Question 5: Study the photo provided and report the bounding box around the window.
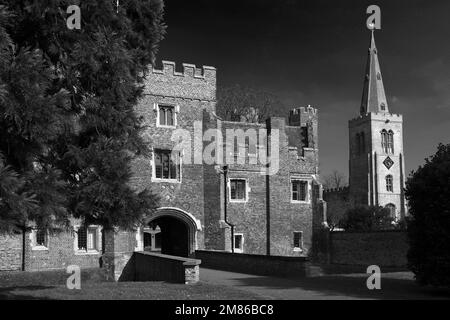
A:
[154,149,181,181]
[31,228,48,250]
[158,105,175,127]
[291,179,308,202]
[381,130,394,154]
[230,179,247,202]
[356,133,360,155]
[360,132,365,154]
[386,175,393,192]
[385,203,396,218]
[36,229,47,247]
[301,126,309,148]
[294,231,303,251]
[77,226,100,252]
[381,130,388,153]
[387,130,394,154]
[234,234,244,253]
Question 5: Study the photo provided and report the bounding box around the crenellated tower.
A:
[348,30,407,219]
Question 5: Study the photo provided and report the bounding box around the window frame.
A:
[74,225,102,255]
[228,178,249,203]
[156,104,177,128]
[386,174,394,192]
[233,233,244,253]
[381,129,394,154]
[293,231,303,252]
[30,228,49,251]
[290,178,310,204]
[152,149,182,183]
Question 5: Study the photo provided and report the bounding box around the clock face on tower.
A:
[383,156,394,170]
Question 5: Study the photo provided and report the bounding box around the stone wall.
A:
[329,230,408,267]
[135,252,200,284]
[195,250,308,277]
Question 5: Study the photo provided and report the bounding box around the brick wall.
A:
[0,229,102,272]
[196,250,308,277]
[0,233,22,271]
[135,252,201,284]
[330,230,408,267]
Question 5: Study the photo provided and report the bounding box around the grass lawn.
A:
[0,269,263,300]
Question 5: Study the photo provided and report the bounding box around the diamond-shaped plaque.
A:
[383,156,394,170]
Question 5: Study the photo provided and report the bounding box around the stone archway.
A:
[145,207,201,257]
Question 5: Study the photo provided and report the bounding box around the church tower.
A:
[348,29,407,219]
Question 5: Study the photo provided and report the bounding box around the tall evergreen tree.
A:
[0,5,69,230]
[1,1,165,230]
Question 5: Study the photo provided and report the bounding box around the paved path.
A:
[200,268,450,300]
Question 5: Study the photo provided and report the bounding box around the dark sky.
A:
[158,0,450,178]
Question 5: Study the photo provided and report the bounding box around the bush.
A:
[339,205,395,232]
[405,143,450,287]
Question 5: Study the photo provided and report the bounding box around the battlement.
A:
[288,105,318,127]
[290,105,318,116]
[151,61,216,80]
[144,60,217,101]
[323,186,349,194]
[349,112,403,126]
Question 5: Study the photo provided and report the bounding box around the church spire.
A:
[360,29,389,115]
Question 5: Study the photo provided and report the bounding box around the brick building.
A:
[0,60,326,273]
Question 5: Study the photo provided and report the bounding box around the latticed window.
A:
[36,229,47,247]
[154,149,180,181]
[291,180,308,202]
[386,203,396,218]
[386,175,393,192]
[158,105,175,126]
[78,227,99,251]
[301,126,309,148]
[387,130,394,154]
[360,132,365,154]
[294,231,303,249]
[234,234,243,253]
[230,179,246,201]
[381,130,394,154]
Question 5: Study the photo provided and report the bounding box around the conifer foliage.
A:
[0,1,165,230]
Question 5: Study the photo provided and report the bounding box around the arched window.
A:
[385,203,396,218]
[381,130,387,153]
[360,132,365,154]
[386,175,393,192]
[387,130,394,154]
[356,133,360,155]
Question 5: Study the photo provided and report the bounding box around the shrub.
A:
[405,143,450,287]
[339,205,394,232]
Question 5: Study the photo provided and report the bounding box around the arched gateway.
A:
[144,207,201,257]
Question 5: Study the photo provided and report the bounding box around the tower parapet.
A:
[144,60,216,101]
[289,105,318,126]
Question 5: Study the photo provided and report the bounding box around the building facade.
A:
[0,60,326,272]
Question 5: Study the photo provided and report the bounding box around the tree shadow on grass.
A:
[226,274,450,300]
[0,285,55,300]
